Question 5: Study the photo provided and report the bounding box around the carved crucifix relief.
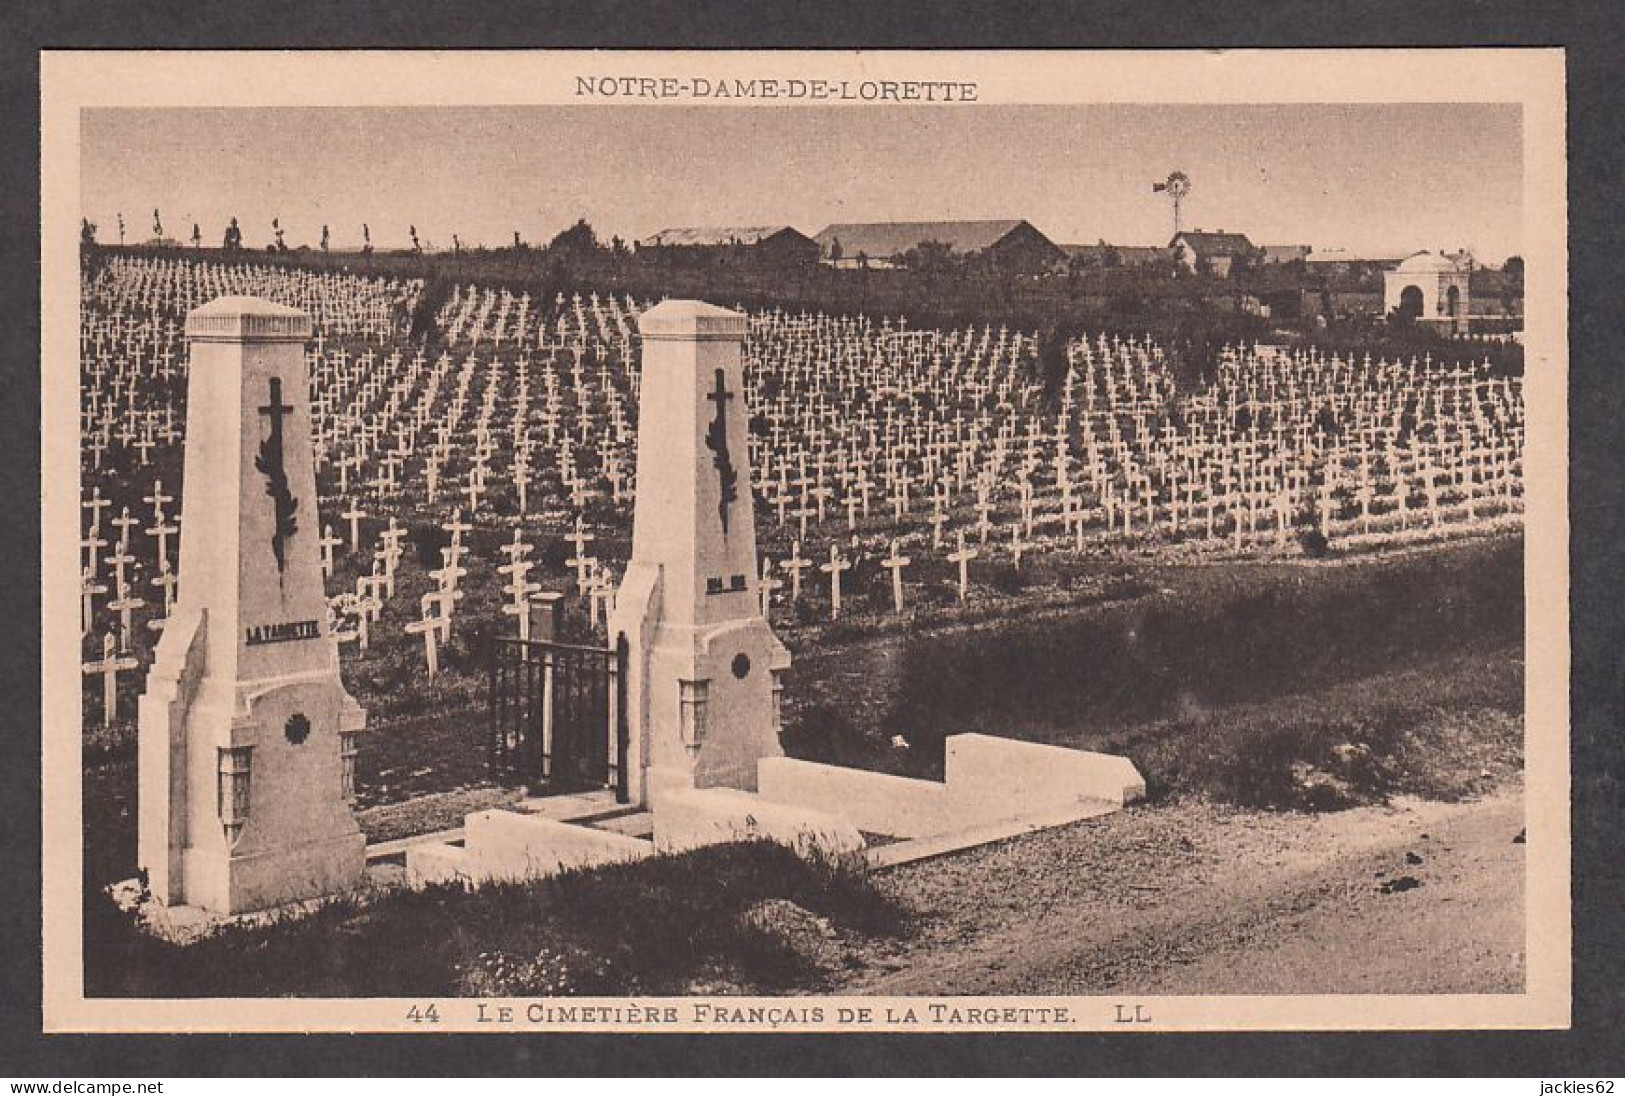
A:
[704,367,739,533]
[256,375,300,572]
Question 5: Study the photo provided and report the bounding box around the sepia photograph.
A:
[37,48,1569,1034]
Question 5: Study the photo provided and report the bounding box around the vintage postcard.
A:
[39,48,1568,1033]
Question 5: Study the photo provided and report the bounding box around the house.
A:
[639,225,819,265]
[1259,244,1312,265]
[1169,230,1256,277]
[813,219,1065,272]
[1115,245,1173,269]
[1059,242,1171,270]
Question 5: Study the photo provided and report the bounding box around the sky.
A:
[81,103,1523,262]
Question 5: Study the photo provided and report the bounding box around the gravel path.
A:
[831,785,1524,995]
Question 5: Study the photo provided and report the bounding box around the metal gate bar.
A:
[489,634,629,803]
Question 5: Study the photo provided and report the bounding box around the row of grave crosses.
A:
[81,256,1528,718]
[297,305,640,527]
[90,258,1527,552]
[101,435,1521,712]
[80,479,179,646]
[494,521,619,644]
[88,255,419,342]
[79,477,181,726]
[323,507,470,678]
[748,525,1013,624]
[73,260,499,714]
[439,285,637,354]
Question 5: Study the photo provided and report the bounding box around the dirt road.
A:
[835,787,1525,996]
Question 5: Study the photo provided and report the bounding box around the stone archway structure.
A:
[1384,251,1471,331]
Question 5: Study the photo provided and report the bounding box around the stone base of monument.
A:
[182,831,368,915]
[107,854,370,946]
[756,733,1146,843]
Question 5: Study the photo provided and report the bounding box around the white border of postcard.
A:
[40,48,1569,1032]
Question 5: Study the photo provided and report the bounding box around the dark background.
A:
[4,0,1622,1076]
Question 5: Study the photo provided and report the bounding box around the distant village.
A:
[96,210,1523,339]
[636,220,1521,335]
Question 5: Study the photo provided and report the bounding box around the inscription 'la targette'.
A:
[245,619,320,646]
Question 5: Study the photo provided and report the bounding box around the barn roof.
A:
[1170,230,1256,257]
[1260,244,1312,263]
[813,219,1047,258]
[641,225,807,247]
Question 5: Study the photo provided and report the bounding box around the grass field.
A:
[86,841,904,997]
[784,534,1522,793]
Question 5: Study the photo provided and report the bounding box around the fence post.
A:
[614,633,631,804]
[531,592,565,643]
[540,650,555,780]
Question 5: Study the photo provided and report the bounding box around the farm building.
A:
[639,225,819,265]
[1259,244,1312,265]
[1169,230,1257,277]
[814,219,1065,272]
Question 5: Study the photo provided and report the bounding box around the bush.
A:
[882,538,1521,748]
[1297,527,1330,558]
[1119,645,1520,812]
[782,705,880,769]
[1205,715,1408,812]
[1212,724,1322,810]
[84,840,908,997]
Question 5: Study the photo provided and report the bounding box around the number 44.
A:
[406,1003,441,1023]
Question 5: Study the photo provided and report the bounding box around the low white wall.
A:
[946,733,1146,807]
[757,733,1145,839]
[465,810,651,881]
[756,757,955,838]
[652,787,865,858]
[405,842,473,888]
[405,811,651,888]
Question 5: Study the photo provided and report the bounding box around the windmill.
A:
[1152,171,1192,237]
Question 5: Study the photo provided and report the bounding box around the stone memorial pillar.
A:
[611,301,790,804]
[138,297,366,914]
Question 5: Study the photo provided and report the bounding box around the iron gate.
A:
[489,634,630,802]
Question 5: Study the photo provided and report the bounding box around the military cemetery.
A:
[71,99,1531,1002]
